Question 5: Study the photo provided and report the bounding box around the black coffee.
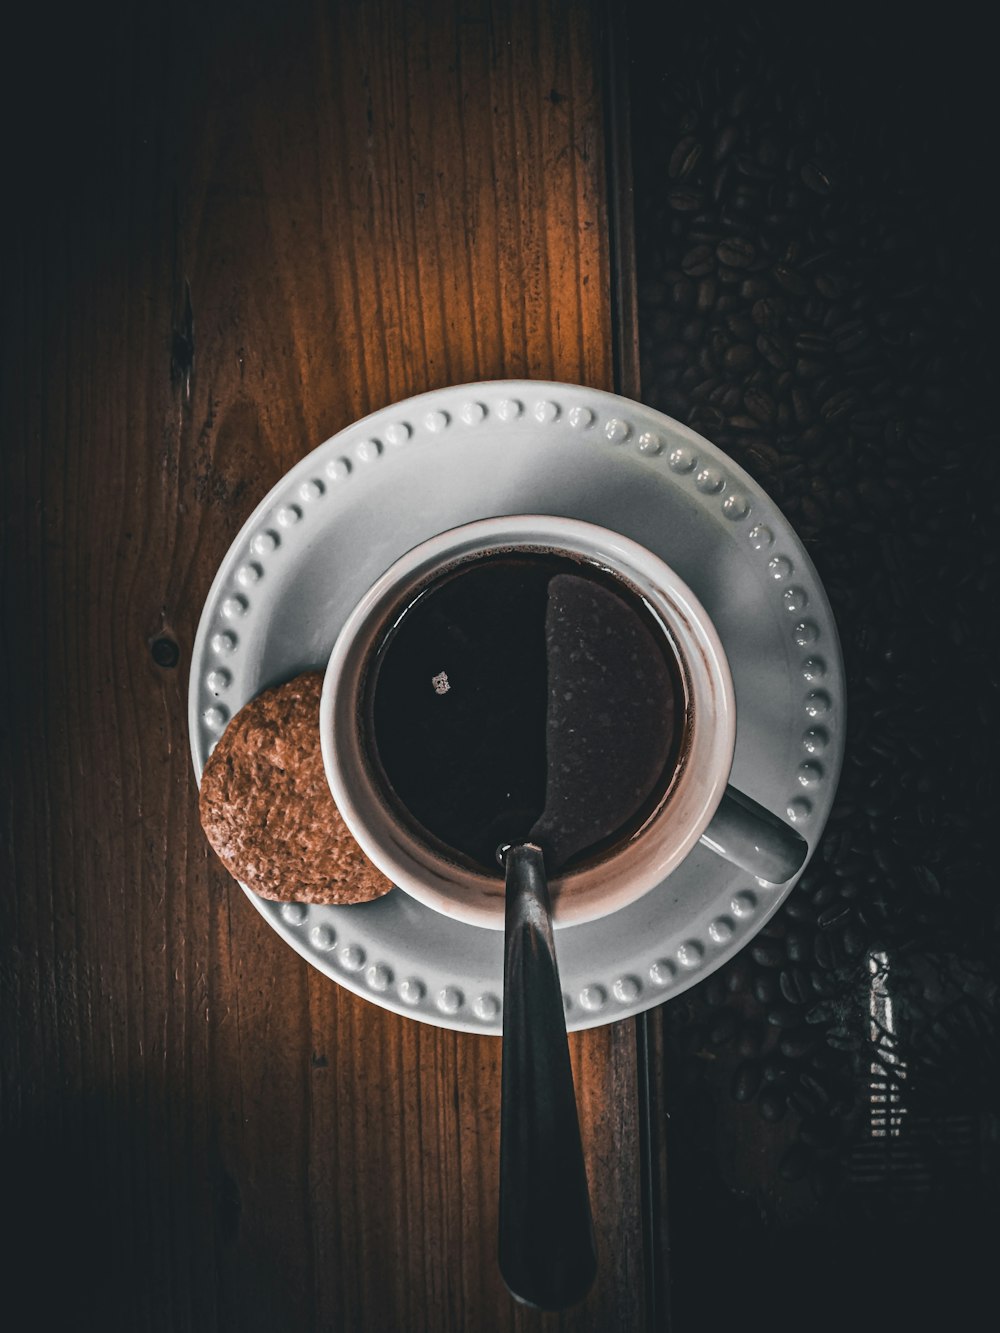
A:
[362,551,686,874]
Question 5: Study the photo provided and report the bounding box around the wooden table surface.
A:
[2,2,653,1329]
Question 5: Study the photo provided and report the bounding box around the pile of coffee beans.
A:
[631,6,998,1198]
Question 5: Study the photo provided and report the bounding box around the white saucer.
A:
[189,381,844,1033]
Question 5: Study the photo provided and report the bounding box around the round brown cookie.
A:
[199,671,393,905]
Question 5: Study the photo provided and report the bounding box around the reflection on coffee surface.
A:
[364,552,687,874]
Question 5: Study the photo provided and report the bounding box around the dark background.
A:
[629,4,998,1329]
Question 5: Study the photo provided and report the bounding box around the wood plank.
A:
[1,2,644,1329]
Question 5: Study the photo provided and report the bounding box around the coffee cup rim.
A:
[320,515,736,929]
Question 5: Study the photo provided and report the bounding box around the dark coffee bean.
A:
[724,959,750,994]
[834,322,868,354]
[696,277,717,311]
[729,414,761,432]
[725,313,756,340]
[873,846,901,878]
[799,247,837,273]
[681,244,715,277]
[669,187,704,212]
[817,902,850,929]
[808,970,837,998]
[708,1010,739,1045]
[752,972,779,1004]
[826,1029,862,1052]
[745,445,781,478]
[815,272,849,300]
[795,357,826,381]
[758,1086,787,1123]
[791,388,813,425]
[717,236,756,268]
[784,895,815,924]
[712,123,739,162]
[723,343,755,372]
[798,1072,832,1108]
[800,1116,839,1149]
[779,968,811,1005]
[740,276,770,300]
[751,939,785,969]
[688,375,719,403]
[779,1030,820,1060]
[708,328,730,361]
[767,1003,801,1029]
[784,929,809,963]
[773,263,810,296]
[669,135,703,181]
[820,388,857,423]
[690,406,724,432]
[756,332,788,369]
[800,161,836,195]
[799,424,826,452]
[805,1001,835,1026]
[743,387,776,423]
[793,330,831,355]
[730,182,762,213]
[850,409,884,436]
[751,297,783,331]
[762,1057,792,1083]
[810,880,839,910]
[731,1061,762,1103]
[811,372,839,404]
[151,636,180,668]
[787,1087,821,1117]
[711,161,733,203]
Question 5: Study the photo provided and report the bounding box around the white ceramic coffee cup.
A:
[320,516,805,930]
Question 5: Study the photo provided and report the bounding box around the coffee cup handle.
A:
[699,787,808,886]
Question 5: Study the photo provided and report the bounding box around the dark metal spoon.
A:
[498,574,676,1310]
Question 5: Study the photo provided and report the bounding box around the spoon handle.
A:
[498,843,597,1310]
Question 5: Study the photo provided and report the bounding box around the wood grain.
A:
[0,2,644,1329]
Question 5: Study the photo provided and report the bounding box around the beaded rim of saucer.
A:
[189,380,844,1033]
